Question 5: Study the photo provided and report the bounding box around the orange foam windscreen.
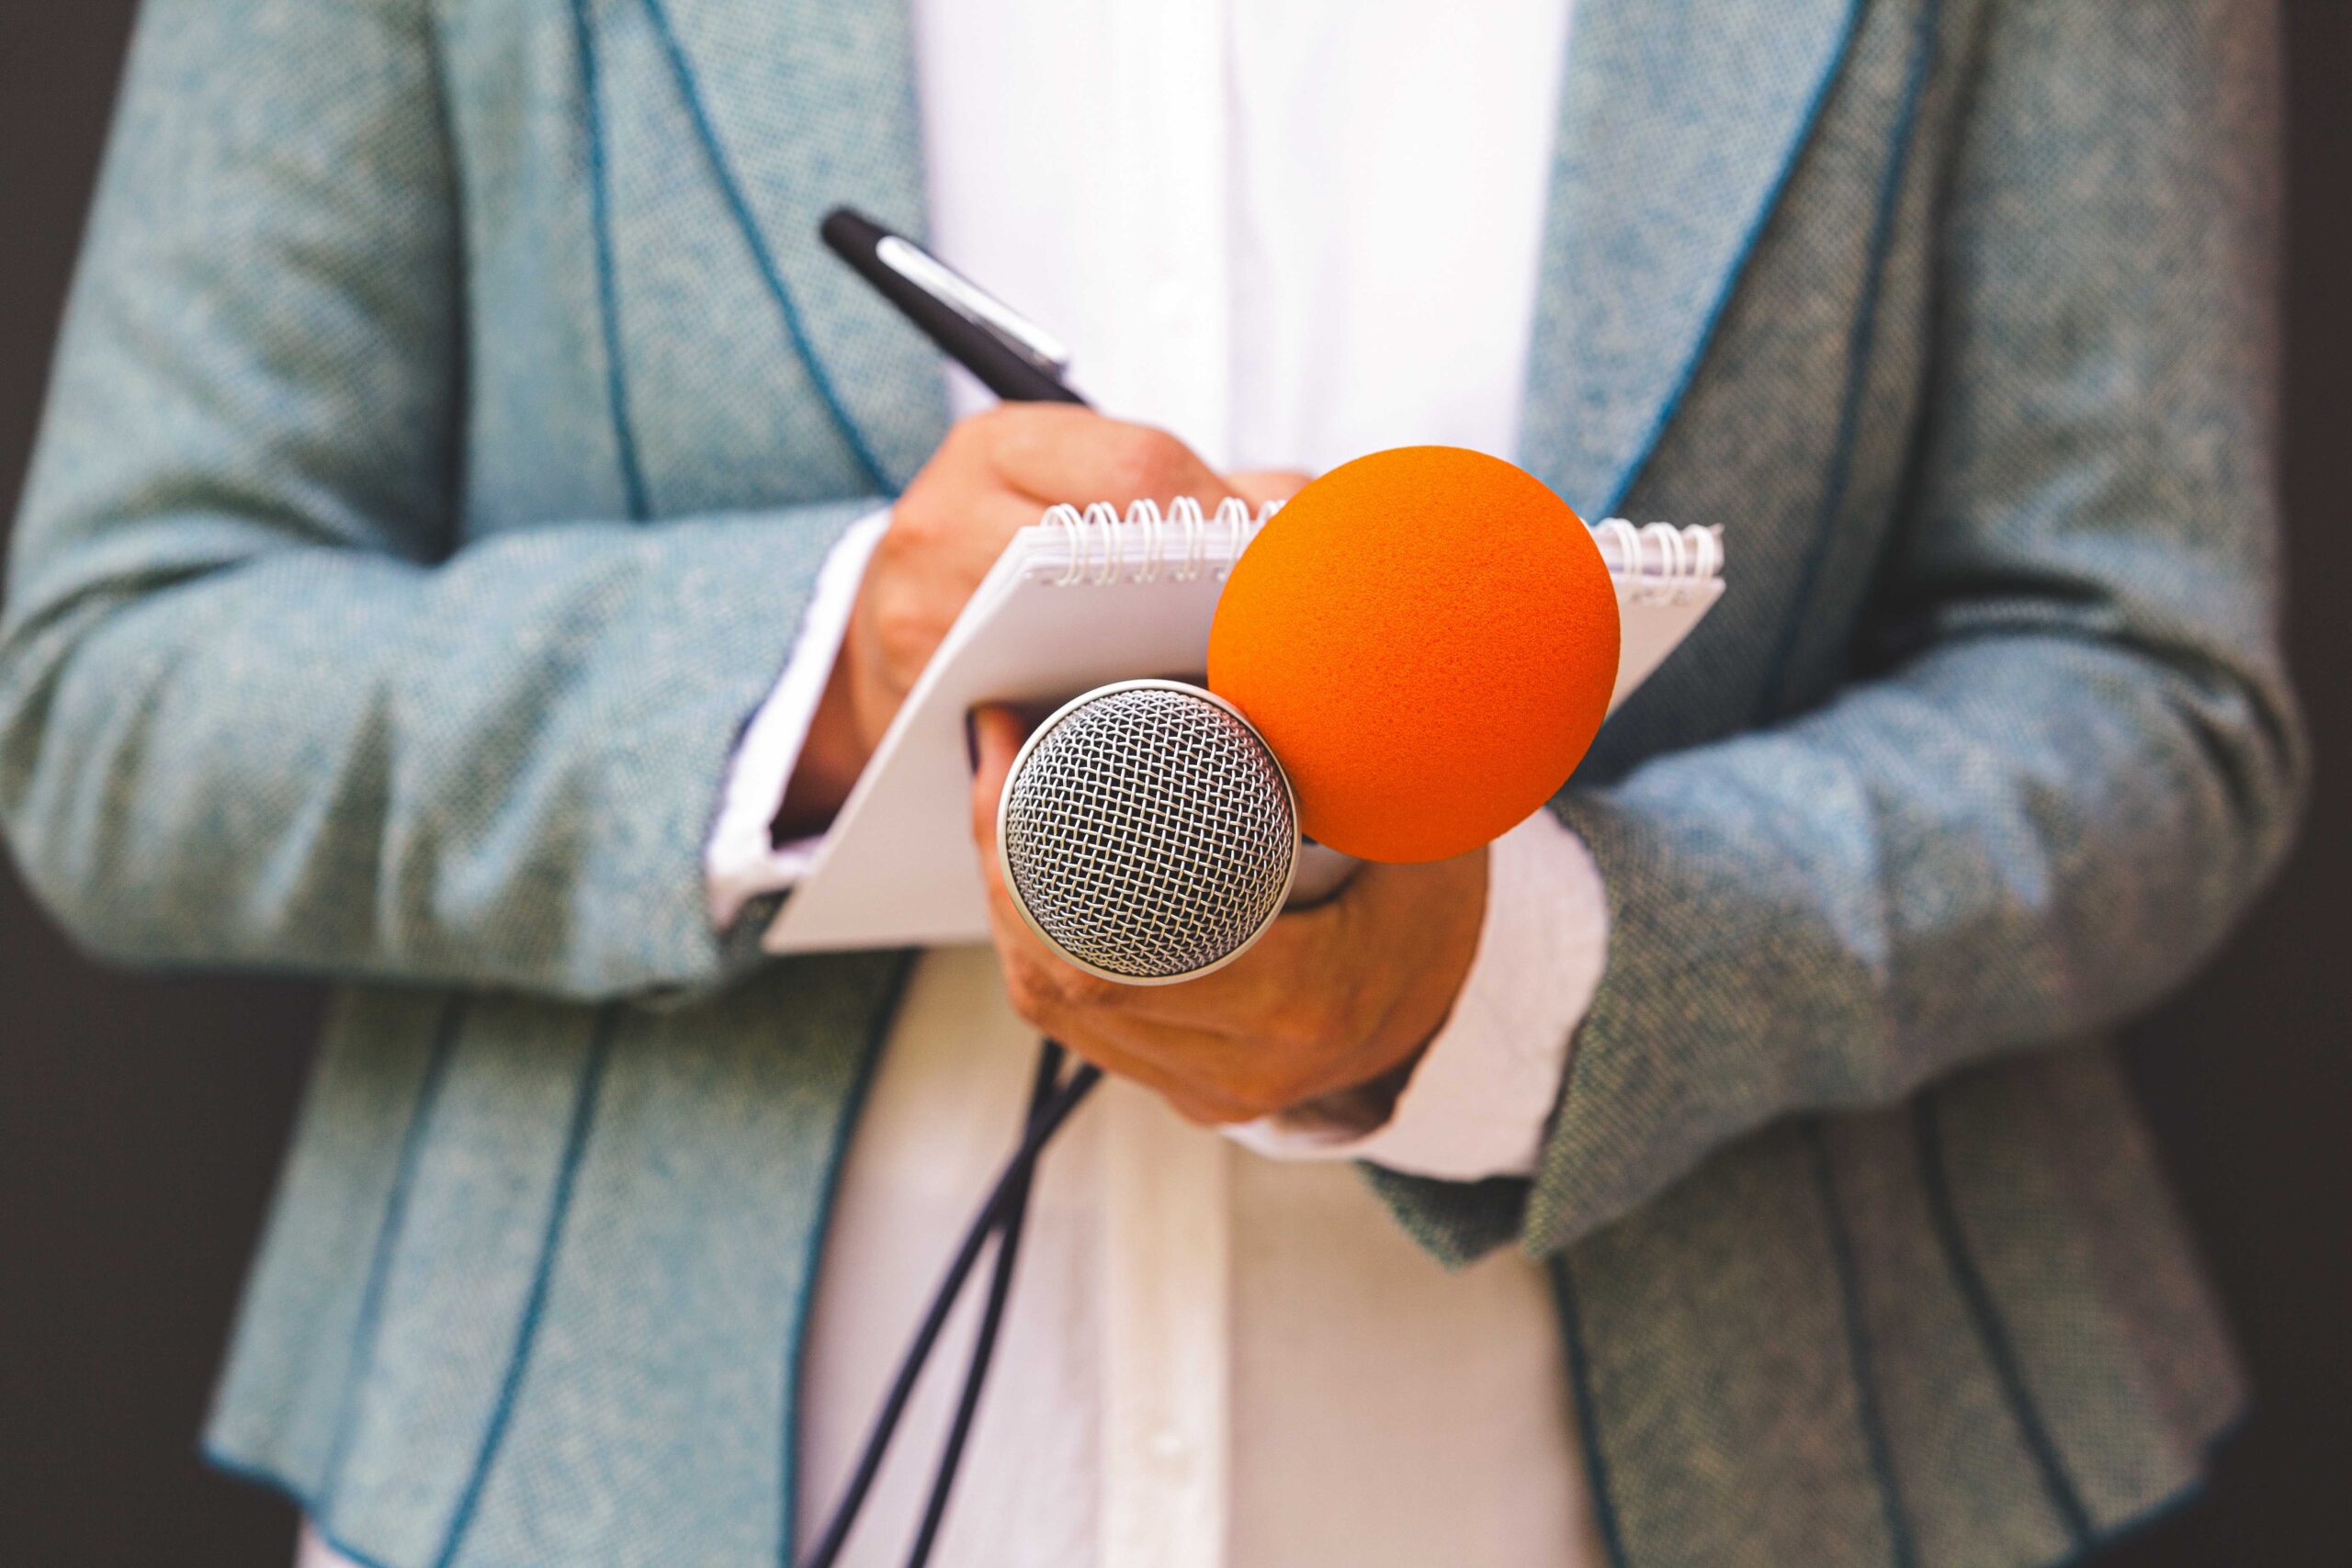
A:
[1207,446,1619,863]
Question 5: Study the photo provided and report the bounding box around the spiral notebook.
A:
[763,500,1724,954]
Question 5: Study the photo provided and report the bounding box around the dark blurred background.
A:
[4,5,2346,1564]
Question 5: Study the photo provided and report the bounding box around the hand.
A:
[967,705,1488,1126]
[780,407,1297,833]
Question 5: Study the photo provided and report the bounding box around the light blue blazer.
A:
[0,1,2302,1564]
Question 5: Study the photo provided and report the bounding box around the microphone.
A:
[996,679,1357,984]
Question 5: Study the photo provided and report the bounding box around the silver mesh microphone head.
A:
[996,680,1299,985]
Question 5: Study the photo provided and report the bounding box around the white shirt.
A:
[314,4,1610,1566]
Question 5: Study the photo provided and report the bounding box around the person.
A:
[0,0,2301,1564]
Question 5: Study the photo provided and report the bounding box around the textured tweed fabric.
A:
[0,1,2301,1564]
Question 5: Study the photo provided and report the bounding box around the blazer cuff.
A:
[705,506,892,931]
[1224,809,1608,1181]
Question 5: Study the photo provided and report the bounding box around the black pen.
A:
[820,207,1089,407]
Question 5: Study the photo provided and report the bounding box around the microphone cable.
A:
[899,1043,1060,1568]
[799,1040,1101,1568]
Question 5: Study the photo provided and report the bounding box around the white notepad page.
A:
[763,504,1724,954]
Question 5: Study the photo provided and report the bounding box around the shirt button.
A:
[1148,1427,1190,1469]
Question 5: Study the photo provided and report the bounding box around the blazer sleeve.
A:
[0,0,880,1001]
[1372,0,2306,1262]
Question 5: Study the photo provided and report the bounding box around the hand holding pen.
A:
[781,212,1303,833]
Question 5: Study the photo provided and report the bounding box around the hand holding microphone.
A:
[969,699,1489,1126]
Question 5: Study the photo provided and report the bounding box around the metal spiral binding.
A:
[1594,518,1724,604]
[1039,497,1279,588]
[1032,499,1715,604]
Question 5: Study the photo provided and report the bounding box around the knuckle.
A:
[1106,425,1185,497]
[968,401,1046,459]
[963,403,1065,490]
[876,501,940,560]
[1048,966,1119,1010]
[1002,956,1057,1023]
[947,409,1001,453]
[865,588,941,677]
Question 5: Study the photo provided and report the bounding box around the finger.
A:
[1226,468,1314,507]
[1088,1012,1310,1125]
[987,411,1231,508]
[1095,859,1458,1109]
[1105,883,1353,1035]
[1116,848,1470,1033]
[860,490,1046,699]
[870,488,1042,604]
[1008,998,1269,1125]
[968,702,1031,849]
[975,884,1316,1122]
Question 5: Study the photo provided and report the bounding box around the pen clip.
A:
[876,235,1073,383]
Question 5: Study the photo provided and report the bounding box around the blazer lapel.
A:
[643,0,947,491]
[1521,0,1864,517]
